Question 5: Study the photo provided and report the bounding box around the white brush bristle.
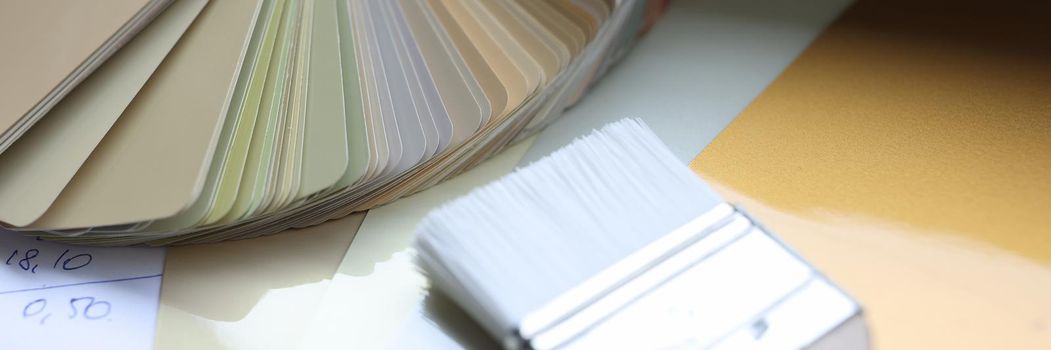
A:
[414,119,722,339]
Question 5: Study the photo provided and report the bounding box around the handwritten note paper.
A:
[0,231,165,349]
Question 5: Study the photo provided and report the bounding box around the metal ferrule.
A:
[508,203,869,350]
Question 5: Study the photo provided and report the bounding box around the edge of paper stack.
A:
[0,0,664,245]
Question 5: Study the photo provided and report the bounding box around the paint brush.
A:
[415,119,868,349]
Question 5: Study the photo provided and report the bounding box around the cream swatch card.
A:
[298,137,534,349]
[0,0,208,227]
[0,0,167,152]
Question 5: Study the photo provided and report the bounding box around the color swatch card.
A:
[0,0,209,229]
[0,0,173,155]
[0,231,165,349]
[0,0,664,245]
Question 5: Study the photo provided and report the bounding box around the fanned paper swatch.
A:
[0,0,664,245]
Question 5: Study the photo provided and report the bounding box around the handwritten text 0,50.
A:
[21,296,112,325]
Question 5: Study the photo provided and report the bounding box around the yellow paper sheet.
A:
[692,0,1051,347]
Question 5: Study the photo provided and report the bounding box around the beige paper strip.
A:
[32,0,265,229]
